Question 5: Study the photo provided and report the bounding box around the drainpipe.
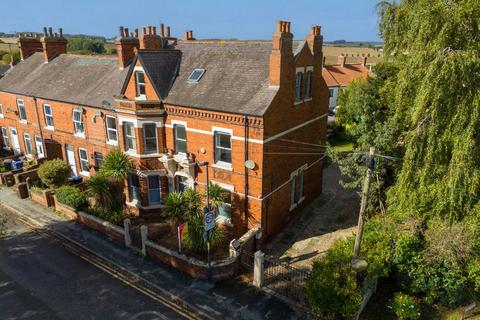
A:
[244,114,249,233]
[33,97,46,159]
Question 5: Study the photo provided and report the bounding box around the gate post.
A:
[253,250,265,288]
[140,225,148,256]
[123,218,131,248]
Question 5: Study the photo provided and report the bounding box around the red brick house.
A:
[0,21,329,240]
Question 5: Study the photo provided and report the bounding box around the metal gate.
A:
[263,257,310,306]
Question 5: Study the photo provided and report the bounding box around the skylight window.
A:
[187,69,205,82]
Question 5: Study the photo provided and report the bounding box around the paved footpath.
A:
[0,187,303,320]
[265,165,360,270]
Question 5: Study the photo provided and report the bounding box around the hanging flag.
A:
[177,222,187,253]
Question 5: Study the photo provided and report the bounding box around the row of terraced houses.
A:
[0,21,329,240]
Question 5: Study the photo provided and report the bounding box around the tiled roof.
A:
[322,63,372,87]
[0,64,10,77]
[164,42,278,116]
[0,53,128,109]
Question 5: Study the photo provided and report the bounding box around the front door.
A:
[35,135,45,159]
[65,144,77,176]
[9,128,20,155]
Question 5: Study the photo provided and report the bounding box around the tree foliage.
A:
[67,37,105,54]
[38,159,71,189]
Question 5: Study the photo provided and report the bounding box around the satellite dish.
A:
[244,160,255,170]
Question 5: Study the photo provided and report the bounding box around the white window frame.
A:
[105,116,118,145]
[35,135,44,158]
[72,109,85,137]
[213,130,232,169]
[187,69,205,83]
[143,123,158,154]
[135,71,146,98]
[23,133,32,155]
[17,99,27,122]
[304,66,313,100]
[173,124,187,155]
[94,151,103,169]
[43,104,54,130]
[78,148,90,176]
[0,103,4,118]
[211,181,234,226]
[294,67,304,104]
[1,127,9,149]
[290,165,307,211]
[147,174,162,205]
[123,121,136,152]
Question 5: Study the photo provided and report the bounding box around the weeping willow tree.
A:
[378,0,480,221]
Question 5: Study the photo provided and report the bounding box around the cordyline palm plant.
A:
[86,173,113,212]
[206,183,228,211]
[181,188,225,254]
[99,149,133,211]
[162,191,187,233]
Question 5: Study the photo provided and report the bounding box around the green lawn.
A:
[330,140,354,152]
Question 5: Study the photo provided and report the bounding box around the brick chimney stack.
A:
[183,30,195,41]
[360,54,367,67]
[306,25,324,98]
[18,33,42,60]
[41,27,67,63]
[139,25,162,50]
[338,54,346,67]
[115,26,140,69]
[269,20,293,87]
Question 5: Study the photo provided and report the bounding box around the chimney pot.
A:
[153,26,157,35]
[119,26,124,37]
[124,27,129,37]
[54,32,58,37]
[48,27,53,37]
[142,27,147,36]
[43,27,48,37]
[59,28,63,37]
[160,23,165,37]
[134,28,139,38]
[286,21,291,33]
[190,30,194,39]
[166,26,171,38]
[276,21,283,32]
[148,26,152,35]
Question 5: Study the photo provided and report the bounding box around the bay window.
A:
[123,122,136,151]
[148,175,162,205]
[105,116,118,143]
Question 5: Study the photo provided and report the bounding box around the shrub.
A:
[55,186,87,209]
[86,173,113,211]
[388,293,421,320]
[306,240,363,320]
[38,159,71,188]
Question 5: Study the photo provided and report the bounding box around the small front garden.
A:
[34,149,230,262]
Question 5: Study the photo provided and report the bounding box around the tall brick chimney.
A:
[115,26,140,69]
[139,25,162,50]
[41,27,67,63]
[269,20,293,87]
[338,54,346,67]
[18,33,43,60]
[306,25,324,96]
[183,30,195,41]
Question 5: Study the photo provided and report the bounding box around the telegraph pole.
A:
[352,147,375,260]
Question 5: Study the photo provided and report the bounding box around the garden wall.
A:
[30,189,54,207]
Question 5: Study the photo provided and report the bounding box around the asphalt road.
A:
[0,211,187,320]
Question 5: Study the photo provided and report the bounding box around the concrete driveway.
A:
[265,165,360,270]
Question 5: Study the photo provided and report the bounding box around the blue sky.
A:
[1,0,382,41]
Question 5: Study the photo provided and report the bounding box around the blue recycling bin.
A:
[3,159,12,171]
[12,160,23,171]
[70,176,83,184]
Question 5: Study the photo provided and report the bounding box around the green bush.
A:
[86,173,113,211]
[388,293,421,320]
[55,186,87,209]
[38,159,71,188]
[306,240,363,320]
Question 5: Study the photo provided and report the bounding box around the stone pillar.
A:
[229,239,240,258]
[140,225,148,256]
[123,218,132,247]
[253,250,265,288]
